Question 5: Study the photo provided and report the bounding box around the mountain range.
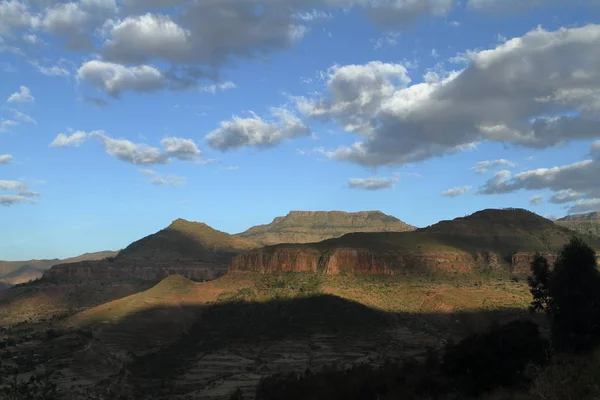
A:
[1,208,599,398]
[555,212,600,236]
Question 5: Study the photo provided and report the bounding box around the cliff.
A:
[231,209,600,278]
[236,210,415,245]
[43,260,227,283]
[555,212,600,237]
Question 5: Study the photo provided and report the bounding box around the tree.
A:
[528,253,552,312]
[528,237,600,352]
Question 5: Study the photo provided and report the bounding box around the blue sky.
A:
[2,0,600,260]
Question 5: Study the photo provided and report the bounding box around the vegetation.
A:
[529,237,600,352]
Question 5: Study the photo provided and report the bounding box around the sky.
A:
[2,0,600,260]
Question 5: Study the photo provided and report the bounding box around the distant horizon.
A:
[0,206,571,261]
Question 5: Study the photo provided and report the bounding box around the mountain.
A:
[236,210,416,245]
[44,219,260,284]
[555,212,600,236]
[232,208,599,277]
[0,250,119,284]
[117,218,259,262]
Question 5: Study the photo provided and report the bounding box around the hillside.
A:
[5,273,533,399]
[0,250,119,284]
[236,210,416,245]
[555,212,600,236]
[231,208,600,277]
[116,218,260,262]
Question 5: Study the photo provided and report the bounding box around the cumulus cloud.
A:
[139,169,186,187]
[550,189,585,204]
[160,137,202,161]
[472,159,517,173]
[77,60,165,96]
[442,185,471,197]
[206,107,310,151]
[64,131,206,165]
[299,24,600,167]
[477,142,600,213]
[0,180,25,191]
[568,198,600,214]
[0,154,13,164]
[348,176,399,190]
[7,85,34,103]
[50,131,90,148]
[529,194,544,206]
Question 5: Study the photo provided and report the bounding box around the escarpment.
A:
[231,209,600,278]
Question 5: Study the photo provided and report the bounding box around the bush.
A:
[442,320,548,395]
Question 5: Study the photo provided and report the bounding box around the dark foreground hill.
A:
[555,212,600,236]
[232,208,600,278]
[236,210,416,245]
[0,273,535,399]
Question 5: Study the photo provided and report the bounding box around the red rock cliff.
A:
[230,247,501,276]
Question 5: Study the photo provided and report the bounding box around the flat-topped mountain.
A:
[236,210,416,245]
[231,208,600,277]
[118,218,260,262]
[555,212,600,236]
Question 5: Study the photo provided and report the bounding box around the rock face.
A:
[231,209,600,278]
[236,210,416,246]
[555,212,600,237]
[43,260,227,283]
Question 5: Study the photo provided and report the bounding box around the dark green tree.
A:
[528,237,600,352]
[527,253,552,312]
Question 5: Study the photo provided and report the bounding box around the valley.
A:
[0,208,596,399]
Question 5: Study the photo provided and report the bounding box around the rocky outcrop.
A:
[236,210,416,246]
[231,247,504,276]
[43,260,227,283]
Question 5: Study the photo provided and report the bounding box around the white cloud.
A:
[472,159,517,173]
[348,176,399,190]
[56,131,205,165]
[160,137,202,161]
[206,107,310,151]
[77,60,165,96]
[0,179,39,205]
[300,24,600,167]
[7,85,34,103]
[198,81,236,94]
[0,119,18,132]
[0,195,36,206]
[0,154,13,164]
[139,169,186,187]
[568,198,600,214]
[529,194,544,206]
[442,185,471,197]
[295,9,333,22]
[50,131,90,148]
[92,132,169,165]
[550,189,584,204]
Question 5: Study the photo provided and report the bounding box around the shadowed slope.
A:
[117,219,259,262]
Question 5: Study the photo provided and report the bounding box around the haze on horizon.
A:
[2,0,600,260]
